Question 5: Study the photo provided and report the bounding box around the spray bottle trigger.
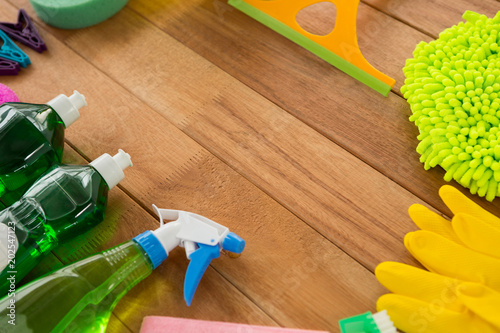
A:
[184,243,220,306]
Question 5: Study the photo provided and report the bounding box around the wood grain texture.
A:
[126,0,500,217]
[129,0,425,93]
[123,0,446,211]
[362,0,499,37]
[0,2,276,330]
[60,7,428,270]
[0,2,394,332]
[2,0,499,332]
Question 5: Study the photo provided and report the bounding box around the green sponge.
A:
[402,10,500,201]
[29,0,128,29]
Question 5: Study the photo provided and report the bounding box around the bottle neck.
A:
[98,241,154,301]
[20,103,65,132]
[133,230,168,269]
[11,103,66,164]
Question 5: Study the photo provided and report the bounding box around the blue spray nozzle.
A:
[0,30,30,68]
[222,232,245,254]
[149,207,247,306]
[133,230,168,269]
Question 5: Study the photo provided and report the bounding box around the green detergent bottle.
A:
[0,91,87,208]
[0,208,245,332]
[0,150,132,296]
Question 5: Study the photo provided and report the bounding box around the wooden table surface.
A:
[2,0,499,332]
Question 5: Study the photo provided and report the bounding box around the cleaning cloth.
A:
[376,185,500,333]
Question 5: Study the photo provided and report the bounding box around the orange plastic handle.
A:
[240,0,395,88]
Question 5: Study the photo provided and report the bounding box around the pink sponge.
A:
[0,84,19,104]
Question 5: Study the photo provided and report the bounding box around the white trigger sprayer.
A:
[133,205,245,306]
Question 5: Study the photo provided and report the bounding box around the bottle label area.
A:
[0,222,18,272]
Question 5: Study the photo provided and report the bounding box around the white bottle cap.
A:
[46,90,87,127]
[90,149,132,189]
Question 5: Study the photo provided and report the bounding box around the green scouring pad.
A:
[402,10,500,201]
[29,0,129,29]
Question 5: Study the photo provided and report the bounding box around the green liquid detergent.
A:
[0,91,87,207]
[0,150,132,296]
[0,208,246,333]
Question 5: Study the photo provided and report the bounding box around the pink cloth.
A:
[140,316,329,333]
[0,84,19,104]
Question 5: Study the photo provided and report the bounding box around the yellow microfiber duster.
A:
[402,11,500,201]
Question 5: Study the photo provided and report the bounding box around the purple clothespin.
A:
[0,57,20,75]
[0,9,47,53]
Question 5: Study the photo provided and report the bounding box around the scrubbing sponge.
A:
[402,10,500,201]
[0,83,19,104]
[29,0,129,29]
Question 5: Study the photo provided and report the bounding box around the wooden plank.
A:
[362,0,499,37]
[3,1,498,332]
[0,2,390,332]
[106,315,135,333]
[57,7,426,269]
[123,0,445,212]
[129,0,428,94]
[8,0,465,218]
[124,0,500,216]
[128,151,389,331]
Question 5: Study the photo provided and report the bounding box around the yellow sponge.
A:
[29,0,128,29]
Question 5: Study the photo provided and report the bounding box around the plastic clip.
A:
[184,243,221,306]
[0,56,20,75]
[0,30,30,67]
[0,9,47,53]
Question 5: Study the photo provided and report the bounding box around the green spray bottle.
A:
[0,207,245,332]
[0,149,132,296]
[0,91,87,208]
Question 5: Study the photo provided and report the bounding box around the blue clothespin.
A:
[0,30,30,68]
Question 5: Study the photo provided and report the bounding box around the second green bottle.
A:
[0,150,132,296]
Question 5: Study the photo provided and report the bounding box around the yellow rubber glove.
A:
[375,185,500,333]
